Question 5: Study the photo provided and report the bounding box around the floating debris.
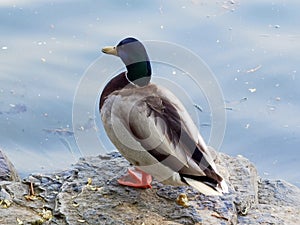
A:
[240,97,248,102]
[248,88,256,93]
[274,24,280,29]
[43,128,74,136]
[1,46,8,50]
[193,104,203,112]
[226,97,247,105]
[200,123,211,127]
[8,103,27,114]
[76,117,98,132]
[225,97,247,110]
[0,103,27,115]
[246,65,262,73]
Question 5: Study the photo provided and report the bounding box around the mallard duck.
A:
[100,37,228,195]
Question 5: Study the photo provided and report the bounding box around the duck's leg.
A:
[117,167,152,188]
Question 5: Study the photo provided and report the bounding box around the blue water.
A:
[0,0,299,187]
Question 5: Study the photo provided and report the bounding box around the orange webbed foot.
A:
[118,167,152,189]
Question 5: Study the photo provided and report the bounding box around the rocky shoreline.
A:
[1,149,299,224]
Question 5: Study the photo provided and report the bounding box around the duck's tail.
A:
[182,175,228,196]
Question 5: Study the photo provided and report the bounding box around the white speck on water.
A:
[172,70,176,75]
[275,97,281,101]
[41,57,46,62]
[37,41,47,46]
[291,70,296,80]
[159,6,163,14]
[268,105,276,111]
[275,83,280,87]
[216,39,220,43]
[248,88,256,93]
[2,46,8,50]
[160,25,164,30]
[245,123,250,129]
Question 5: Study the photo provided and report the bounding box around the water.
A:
[0,0,299,187]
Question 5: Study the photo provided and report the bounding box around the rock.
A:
[0,149,20,182]
[0,151,299,224]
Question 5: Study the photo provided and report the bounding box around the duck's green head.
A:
[102,37,151,86]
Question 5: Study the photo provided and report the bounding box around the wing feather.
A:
[126,84,223,184]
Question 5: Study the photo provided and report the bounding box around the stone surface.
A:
[0,151,299,225]
[0,149,20,182]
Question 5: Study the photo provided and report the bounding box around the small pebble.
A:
[176,193,189,207]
